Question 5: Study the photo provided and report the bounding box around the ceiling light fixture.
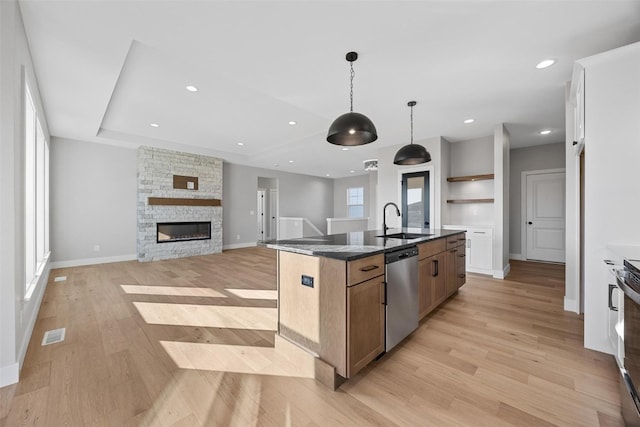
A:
[350,170,355,174]
[463,118,475,124]
[536,59,556,69]
[342,147,349,151]
[393,101,431,165]
[327,52,378,146]
[185,85,198,92]
[364,159,378,171]
[288,160,294,163]
[150,123,159,128]
[539,129,551,135]
[326,173,330,177]
[289,121,297,125]
[237,142,244,146]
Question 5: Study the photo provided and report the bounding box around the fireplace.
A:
[157,222,211,243]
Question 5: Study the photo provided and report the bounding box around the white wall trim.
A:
[493,263,511,279]
[0,363,19,388]
[520,168,567,261]
[564,297,580,314]
[50,254,137,269]
[223,242,257,250]
[509,253,525,261]
[19,261,50,369]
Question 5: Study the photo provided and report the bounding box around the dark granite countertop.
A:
[262,228,465,261]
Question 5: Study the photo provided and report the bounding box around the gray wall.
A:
[509,142,565,256]
[50,138,137,263]
[449,136,494,176]
[333,174,371,218]
[224,163,333,246]
[0,0,52,385]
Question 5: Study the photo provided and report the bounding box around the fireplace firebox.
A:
[157,222,211,243]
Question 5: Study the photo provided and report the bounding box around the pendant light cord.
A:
[349,62,355,112]
[410,103,414,144]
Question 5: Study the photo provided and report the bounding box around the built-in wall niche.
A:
[173,175,198,190]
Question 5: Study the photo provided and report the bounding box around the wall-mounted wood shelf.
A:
[446,199,494,204]
[148,197,221,207]
[447,174,495,182]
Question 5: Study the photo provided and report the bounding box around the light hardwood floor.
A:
[0,249,623,426]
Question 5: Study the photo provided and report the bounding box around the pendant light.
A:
[393,101,431,165]
[327,52,378,146]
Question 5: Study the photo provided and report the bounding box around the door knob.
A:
[527,221,532,225]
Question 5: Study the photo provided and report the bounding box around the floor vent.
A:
[54,276,67,282]
[42,328,66,346]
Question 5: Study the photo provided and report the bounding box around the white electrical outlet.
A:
[93,245,100,252]
[187,181,195,190]
[236,234,240,240]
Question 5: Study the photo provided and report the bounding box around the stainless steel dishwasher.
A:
[385,245,419,351]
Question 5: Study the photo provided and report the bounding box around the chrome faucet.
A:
[382,202,401,237]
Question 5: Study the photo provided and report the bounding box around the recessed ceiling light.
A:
[463,118,475,124]
[326,173,330,177]
[539,129,551,135]
[536,59,556,69]
[288,160,294,163]
[237,142,244,146]
[342,147,349,151]
[350,170,355,173]
[185,85,198,92]
[288,121,297,126]
[150,123,159,128]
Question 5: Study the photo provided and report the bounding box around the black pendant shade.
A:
[393,143,432,165]
[326,52,378,146]
[327,112,378,146]
[393,101,431,165]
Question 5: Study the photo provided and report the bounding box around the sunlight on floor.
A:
[160,341,315,378]
[121,284,227,298]
[133,302,278,330]
[225,288,277,300]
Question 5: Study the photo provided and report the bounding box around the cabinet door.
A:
[347,276,385,377]
[446,247,459,296]
[468,233,493,272]
[432,252,447,305]
[419,258,432,319]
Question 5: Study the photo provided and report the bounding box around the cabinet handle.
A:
[381,282,387,305]
[360,265,379,272]
[609,284,618,311]
[431,259,438,277]
[458,253,465,258]
[458,237,466,241]
[458,274,466,279]
[473,231,486,234]
[467,239,471,248]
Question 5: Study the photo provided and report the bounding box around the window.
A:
[24,81,50,296]
[347,187,364,218]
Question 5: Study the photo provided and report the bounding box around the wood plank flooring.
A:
[0,249,623,426]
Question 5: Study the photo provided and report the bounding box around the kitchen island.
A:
[264,228,466,389]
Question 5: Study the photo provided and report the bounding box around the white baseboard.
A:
[509,253,525,261]
[50,254,137,269]
[493,263,511,279]
[564,297,580,314]
[223,242,257,250]
[0,363,19,388]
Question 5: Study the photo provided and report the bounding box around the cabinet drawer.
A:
[348,254,384,286]
[418,239,446,260]
[446,233,466,250]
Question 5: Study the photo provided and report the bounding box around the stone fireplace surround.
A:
[137,146,222,262]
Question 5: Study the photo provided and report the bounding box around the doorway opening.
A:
[257,177,279,242]
[401,171,430,228]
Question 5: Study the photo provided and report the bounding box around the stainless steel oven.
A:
[616,260,640,426]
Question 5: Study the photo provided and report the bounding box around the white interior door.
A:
[269,189,278,239]
[257,189,266,242]
[525,172,566,262]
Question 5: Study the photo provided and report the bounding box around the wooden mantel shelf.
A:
[447,174,495,182]
[148,197,221,207]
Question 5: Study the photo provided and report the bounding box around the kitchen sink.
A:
[377,232,433,239]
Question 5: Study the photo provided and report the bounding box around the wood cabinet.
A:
[418,232,465,319]
[347,275,385,377]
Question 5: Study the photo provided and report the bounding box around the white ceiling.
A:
[19,0,640,178]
